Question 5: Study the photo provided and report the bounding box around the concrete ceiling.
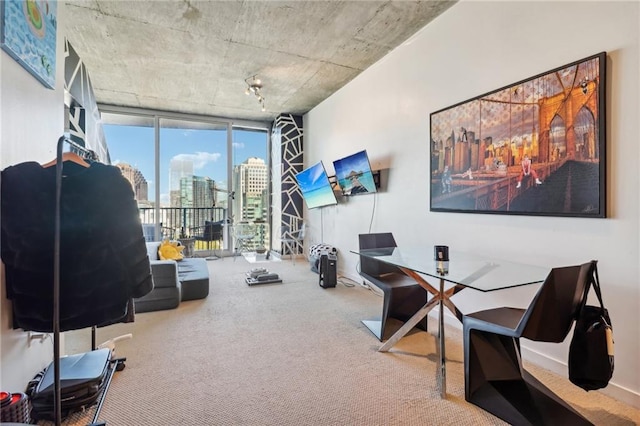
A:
[61,1,456,123]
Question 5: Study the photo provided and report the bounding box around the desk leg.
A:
[378,297,440,352]
[378,268,459,399]
[438,277,446,398]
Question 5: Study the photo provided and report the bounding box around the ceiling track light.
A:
[244,75,266,111]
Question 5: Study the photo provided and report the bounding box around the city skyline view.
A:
[104,124,268,206]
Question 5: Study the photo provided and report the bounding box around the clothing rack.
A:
[52,136,82,425]
[52,135,118,426]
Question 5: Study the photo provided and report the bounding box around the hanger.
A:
[42,151,90,168]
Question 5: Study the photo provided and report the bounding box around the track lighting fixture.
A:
[245,75,266,111]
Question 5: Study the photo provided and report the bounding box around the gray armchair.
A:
[134,242,181,313]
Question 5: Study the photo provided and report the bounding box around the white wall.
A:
[305,1,639,407]
[0,13,66,391]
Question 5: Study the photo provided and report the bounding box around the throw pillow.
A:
[158,239,184,261]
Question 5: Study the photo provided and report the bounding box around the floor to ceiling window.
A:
[100,107,270,256]
[159,118,229,248]
[232,127,269,253]
[101,114,157,240]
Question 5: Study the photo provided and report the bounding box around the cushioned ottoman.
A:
[134,260,181,313]
[177,258,210,301]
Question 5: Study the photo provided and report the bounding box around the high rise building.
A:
[233,158,269,251]
[180,176,215,209]
[178,175,216,230]
[233,157,268,222]
[115,162,148,202]
[169,158,193,207]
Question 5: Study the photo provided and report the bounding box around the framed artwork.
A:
[1,0,57,89]
[429,52,606,218]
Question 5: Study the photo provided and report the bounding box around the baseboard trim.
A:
[519,342,640,409]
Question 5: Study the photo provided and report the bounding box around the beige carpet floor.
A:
[48,257,639,425]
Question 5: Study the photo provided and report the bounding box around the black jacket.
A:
[1,160,153,332]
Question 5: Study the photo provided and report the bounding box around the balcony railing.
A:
[140,206,226,239]
[139,207,269,255]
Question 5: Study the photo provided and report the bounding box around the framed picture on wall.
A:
[1,0,57,89]
[429,52,606,218]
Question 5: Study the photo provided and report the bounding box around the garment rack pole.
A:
[53,135,95,426]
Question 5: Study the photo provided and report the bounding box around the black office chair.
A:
[463,260,596,426]
[191,220,223,259]
[358,233,429,341]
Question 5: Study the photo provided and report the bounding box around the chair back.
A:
[519,261,595,342]
[358,233,403,277]
[203,221,223,241]
[234,222,256,238]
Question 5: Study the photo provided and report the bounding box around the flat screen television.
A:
[294,161,338,209]
[333,150,377,196]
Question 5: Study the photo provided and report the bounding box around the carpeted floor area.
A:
[52,257,639,425]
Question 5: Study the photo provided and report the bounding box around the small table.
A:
[351,246,548,398]
[178,237,195,258]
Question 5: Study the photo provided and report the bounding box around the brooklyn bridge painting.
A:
[430,52,606,218]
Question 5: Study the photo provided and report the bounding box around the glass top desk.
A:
[351,246,548,398]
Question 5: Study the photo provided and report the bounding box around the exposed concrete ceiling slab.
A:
[61,1,456,122]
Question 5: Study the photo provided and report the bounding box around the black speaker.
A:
[319,253,337,288]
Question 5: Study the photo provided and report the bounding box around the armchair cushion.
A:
[177,258,210,301]
[134,260,181,313]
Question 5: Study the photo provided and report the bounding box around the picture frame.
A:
[1,0,57,89]
[430,52,606,218]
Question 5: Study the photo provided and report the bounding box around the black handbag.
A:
[568,262,614,391]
